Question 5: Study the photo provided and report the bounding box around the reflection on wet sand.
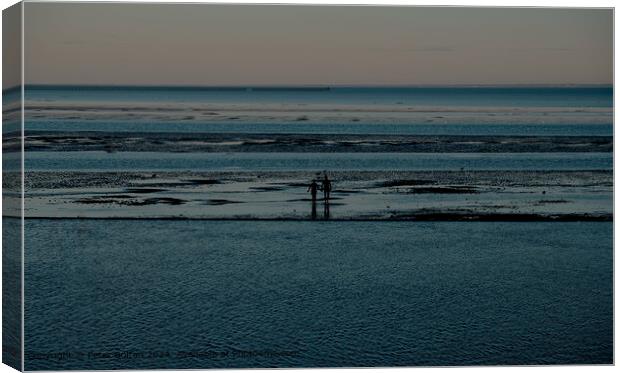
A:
[13,170,612,221]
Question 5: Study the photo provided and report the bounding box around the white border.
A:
[20,1,24,371]
[10,0,618,7]
[0,1,617,373]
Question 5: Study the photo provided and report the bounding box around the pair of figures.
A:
[308,173,332,220]
[307,173,332,202]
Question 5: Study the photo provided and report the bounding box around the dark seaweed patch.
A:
[75,196,185,206]
[186,179,221,185]
[205,199,243,206]
[250,186,285,192]
[408,186,479,194]
[377,179,435,187]
[333,189,364,193]
[132,197,185,206]
[125,188,166,194]
[75,198,120,205]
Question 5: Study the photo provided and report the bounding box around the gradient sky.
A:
[22,3,613,86]
[2,2,21,90]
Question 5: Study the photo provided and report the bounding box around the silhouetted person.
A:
[320,173,332,220]
[308,180,318,202]
[308,180,318,219]
[322,173,332,202]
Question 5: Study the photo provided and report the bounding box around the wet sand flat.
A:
[22,101,613,126]
[16,170,612,221]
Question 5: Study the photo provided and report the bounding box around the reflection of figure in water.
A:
[307,179,318,219]
[321,172,332,219]
[323,198,330,219]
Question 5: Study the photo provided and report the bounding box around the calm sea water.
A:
[24,85,614,107]
[24,120,613,136]
[23,86,613,137]
[20,86,613,370]
[23,151,612,172]
[25,220,613,370]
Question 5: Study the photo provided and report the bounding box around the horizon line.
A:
[4,83,614,92]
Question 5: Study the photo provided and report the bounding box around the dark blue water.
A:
[2,218,22,371]
[25,120,613,136]
[3,88,21,134]
[20,86,614,371]
[25,86,613,107]
[24,220,613,370]
[24,86,613,138]
[23,151,612,172]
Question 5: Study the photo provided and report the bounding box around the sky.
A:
[2,2,21,90]
[19,3,614,86]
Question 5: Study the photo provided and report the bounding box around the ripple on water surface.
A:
[24,220,612,369]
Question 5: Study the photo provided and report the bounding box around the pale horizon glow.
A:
[23,3,613,86]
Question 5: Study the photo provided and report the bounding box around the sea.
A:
[23,220,613,369]
[13,86,614,369]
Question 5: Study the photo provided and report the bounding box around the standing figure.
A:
[322,173,332,202]
[307,179,319,219]
[321,173,332,220]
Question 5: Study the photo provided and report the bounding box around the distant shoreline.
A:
[4,83,613,93]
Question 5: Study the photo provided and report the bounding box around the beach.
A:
[13,85,614,369]
[7,87,612,222]
[14,170,612,221]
